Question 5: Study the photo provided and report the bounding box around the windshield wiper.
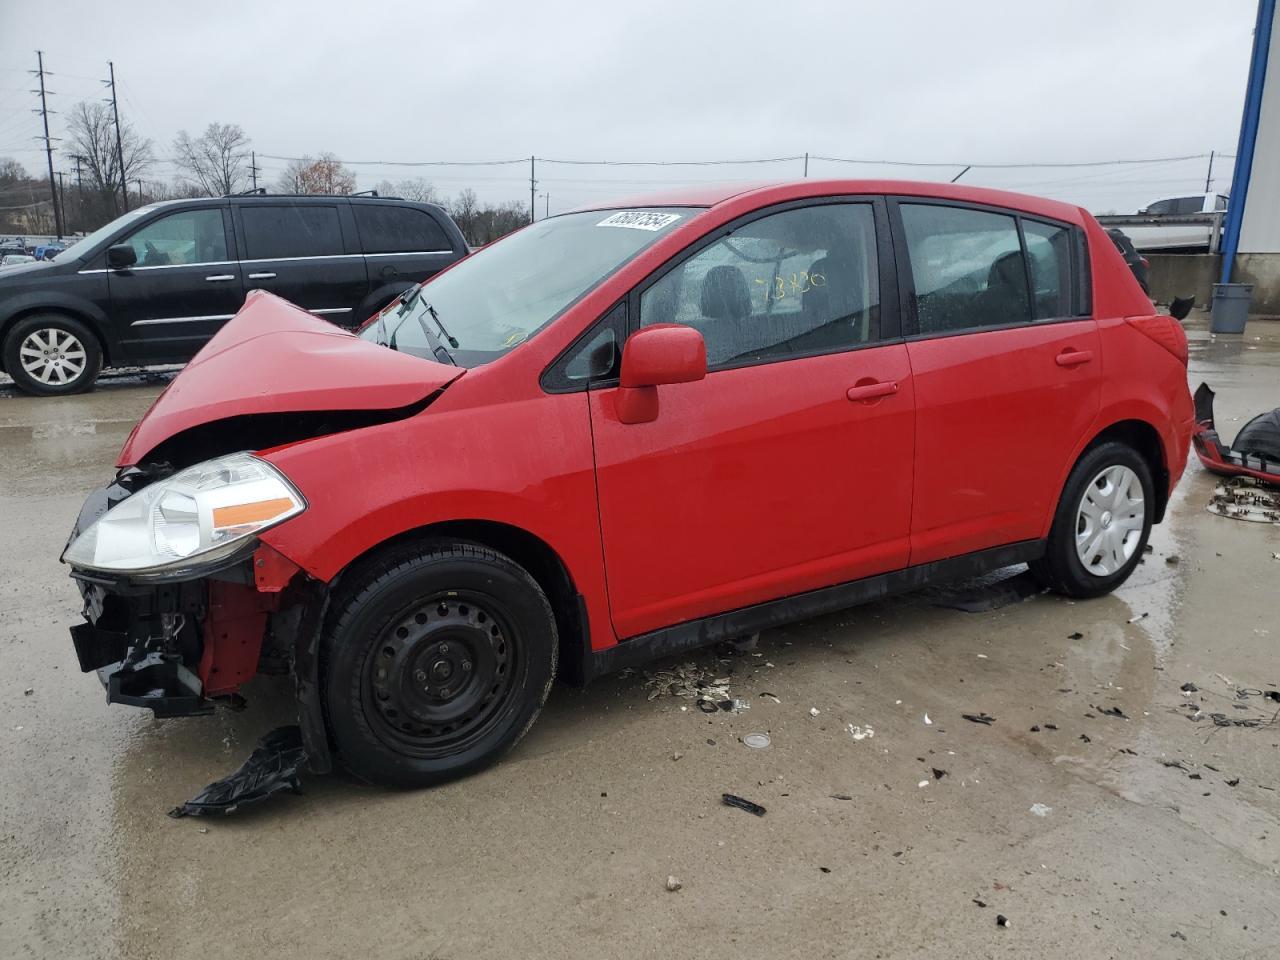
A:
[423,301,459,349]
[409,300,457,365]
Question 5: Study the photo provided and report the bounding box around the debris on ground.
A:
[830,794,853,801]
[671,751,683,761]
[847,724,874,741]
[721,793,767,816]
[924,713,932,725]
[1096,705,1129,719]
[1171,931,1187,941]
[1067,632,1083,640]
[23,688,33,696]
[1208,478,1280,523]
[643,662,749,713]
[1079,734,1092,743]
[929,570,1042,613]
[666,875,682,892]
[742,733,771,749]
[962,712,996,725]
[917,780,930,788]
[1127,612,1149,624]
[972,899,987,908]
[932,768,948,780]
[1181,682,1199,693]
[1030,725,1040,732]
[809,707,820,717]
[996,914,1010,928]
[1029,803,1052,817]
[168,725,305,818]
[1166,555,1180,565]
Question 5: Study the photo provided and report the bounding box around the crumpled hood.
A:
[118,290,463,466]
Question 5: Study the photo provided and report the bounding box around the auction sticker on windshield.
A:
[596,211,682,231]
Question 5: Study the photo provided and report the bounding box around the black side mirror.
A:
[106,244,137,269]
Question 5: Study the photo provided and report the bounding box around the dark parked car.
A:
[0,194,468,395]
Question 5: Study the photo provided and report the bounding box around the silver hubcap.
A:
[1075,464,1145,576]
[18,328,87,386]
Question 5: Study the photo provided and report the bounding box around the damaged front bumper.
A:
[65,469,333,771]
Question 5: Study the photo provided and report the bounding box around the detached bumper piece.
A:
[169,725,306,818]
[1192,383,1280,485]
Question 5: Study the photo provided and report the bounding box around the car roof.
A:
[572,179,1085,225]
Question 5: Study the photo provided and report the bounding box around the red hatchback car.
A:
[63,180,1193,787]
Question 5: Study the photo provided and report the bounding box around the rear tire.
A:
[1029,441,1154,599]
[322,542,558,788]
[2,313,102,396]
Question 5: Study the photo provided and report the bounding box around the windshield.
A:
[59,206,155,259]
[361,207,696,365]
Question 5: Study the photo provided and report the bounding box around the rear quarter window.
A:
[354,205,453,254]
[240,205,344,259]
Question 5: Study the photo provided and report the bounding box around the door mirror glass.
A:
[106,243,137,269]
[620,324,706,387]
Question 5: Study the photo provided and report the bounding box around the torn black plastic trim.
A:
[168,725,306,818]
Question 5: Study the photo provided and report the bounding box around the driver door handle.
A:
[205,274,237,282]
[846,381,899,402]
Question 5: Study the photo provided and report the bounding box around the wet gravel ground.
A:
[1,315,1278,959]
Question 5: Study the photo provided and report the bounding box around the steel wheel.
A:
[1075,464,1145,576]
[364,591,519,759]
[18,327,88,386]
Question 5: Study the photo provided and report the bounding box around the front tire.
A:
[1030,441,1154,599]
[3,313,102,395]
[322,542,558,787]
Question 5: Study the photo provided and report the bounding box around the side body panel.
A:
[258,375,616,649]
[589,345,915,639]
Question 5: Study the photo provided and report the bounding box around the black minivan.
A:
[0,194,469,395]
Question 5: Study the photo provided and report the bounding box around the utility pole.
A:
[133,179,144,204]
[32,51,64,238]
[56,171,66,232]
[529,156,536,222]
[104,61,128,212]
[540,192,550,218]
[1204,150,1215,193]
[250,150,260,192]
[803,152,809,177]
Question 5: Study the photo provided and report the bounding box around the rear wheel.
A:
[322,542,558,787]
[1029,441,1154,599]
[3,313,102,395]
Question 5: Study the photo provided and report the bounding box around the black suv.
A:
[0,194,468,395]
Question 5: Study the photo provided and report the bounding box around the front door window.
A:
[122,209,227,267]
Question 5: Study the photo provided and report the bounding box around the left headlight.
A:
[63,452,306,578]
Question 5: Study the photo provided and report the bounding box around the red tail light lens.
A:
[1126,315,1188,366]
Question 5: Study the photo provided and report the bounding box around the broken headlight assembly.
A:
[62,452,306,579]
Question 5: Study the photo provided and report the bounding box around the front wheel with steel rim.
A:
[1030,441,1154,599]
[323,542,558,787]
[3,313,103,396]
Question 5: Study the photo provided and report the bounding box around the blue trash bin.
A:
[1210,283,1252,334]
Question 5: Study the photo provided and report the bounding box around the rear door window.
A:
[899,204,1030,333]
[240,205,344,260]
[353,205,453,253]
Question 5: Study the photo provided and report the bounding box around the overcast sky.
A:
[0,0,1259,215]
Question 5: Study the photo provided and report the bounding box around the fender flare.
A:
[0,291,114,365]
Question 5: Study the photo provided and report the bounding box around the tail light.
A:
[1127,315,1188,366]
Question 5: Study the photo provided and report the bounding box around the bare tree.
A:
[274,152,355,195]
[374,177,440,204]
[172,122,251,196]
[64,100,154,222]
[446,190,529,246]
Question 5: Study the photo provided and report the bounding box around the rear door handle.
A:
[846,380,899,402]
[205,274,237,282]
[247,272,276,280]
[1055,349,1094,367]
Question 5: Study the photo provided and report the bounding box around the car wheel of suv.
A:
[322,541,558,787]
[1029,441,1154,599]
[3,314,102,396]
